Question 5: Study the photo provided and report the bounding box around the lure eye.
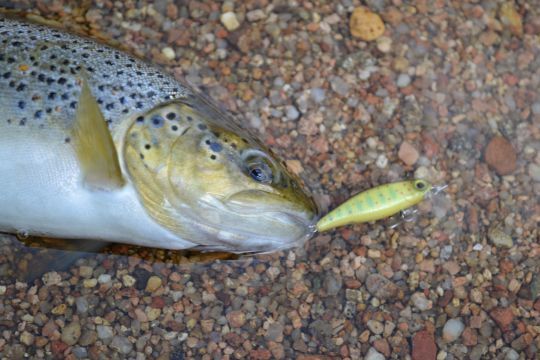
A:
[414,180,427,191]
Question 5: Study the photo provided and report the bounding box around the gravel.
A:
[0,1,538,359]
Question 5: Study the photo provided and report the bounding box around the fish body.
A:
[316,180,431,232]
[0,16,318,253]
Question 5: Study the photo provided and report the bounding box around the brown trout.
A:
[0,16,319,253]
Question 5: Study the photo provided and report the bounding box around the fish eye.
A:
[242,150,275,184]
[249,164,272,183]
[415,180,427,191]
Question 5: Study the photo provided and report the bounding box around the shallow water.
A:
[0,1,539,359]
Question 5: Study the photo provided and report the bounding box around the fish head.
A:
[123,100,319,252]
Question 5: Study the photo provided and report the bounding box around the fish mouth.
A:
[205,189,319,252]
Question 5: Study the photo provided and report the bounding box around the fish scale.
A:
[0,16,186,133]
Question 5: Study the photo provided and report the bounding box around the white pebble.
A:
[286,105,300,120]
[396,73,411,88]
[220,12,240,31]
[442,319,464,342]
[365,347,385,360]
[376,36,392,53]
[98,274,112,284]
[161,47,176,60]
[376,154,388,168]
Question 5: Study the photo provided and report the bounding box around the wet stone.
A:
[96,325,113,340]
[324,273,342,296]
[484,136,517,176]
[365,274,400,300]
[442,319,464,342]
[61,322,81,346]
[110,335,133,354]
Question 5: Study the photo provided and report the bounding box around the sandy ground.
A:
[0,1,539,359]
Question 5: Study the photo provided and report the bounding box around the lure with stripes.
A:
[316,179,432,232]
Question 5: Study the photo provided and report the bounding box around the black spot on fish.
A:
[151,115,164,128]
[18,101,25,109]
[57,77,67,85]
[197,123,207,130]
[7,57,15,64]
[48,92,57,100]
[16,83,27,92]
[210,155,216,160]
[34,110,43,119]
[105,103,114,110]
[2,72,11,79]
[64,137,71,143]
[136,116,144,123]
[37,74,45,82]
[147,91,156,98]
[171,125,179,131]
[70,101,77,109]
[61,93,69,100]
[166,112,176,120]
[144,144,151,150]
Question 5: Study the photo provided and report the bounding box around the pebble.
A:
[330,76,350,96]
[398,141,420,165]
[76,297,89,313]
[489,307,514,331]
[484,136,517,176]
[42,271,62,286]
[220,12,240,31]
[61,322,81,346]
[73,347,88,359]
[79,265,93,278]
[110,335,133,354]
[488,226,513,248]
[412,330,437,360]
[246,9,265,22]
[365,347,385,360]
[499,3,523,36]
[98,274,111,284]
[324,273,342,296]
[376,36,392,53]
[396,74,411,88]
[528,163,540,182]
[366,320,384,335]
[349,7,385,41]
[122,274,136,287]
[442,319,465,342]
[96,325,113,340]
[227,310,246,328]
[83,278,97,288]
[20,331,34,346]
[310,88,326,103]
[365,274,400,300]
[411,292,433,311]
[0,285,5,295]
[145,276,162,292]
[285,105,300,121]
[161,47,176,60]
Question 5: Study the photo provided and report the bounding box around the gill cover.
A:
[123,98,318,251]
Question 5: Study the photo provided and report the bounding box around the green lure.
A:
[316,179,432,232]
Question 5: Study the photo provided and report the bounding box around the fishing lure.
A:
[316,179,432,232]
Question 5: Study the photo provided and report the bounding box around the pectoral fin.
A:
[72,76,124,190]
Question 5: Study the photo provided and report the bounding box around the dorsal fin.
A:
[71,76,124,190]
